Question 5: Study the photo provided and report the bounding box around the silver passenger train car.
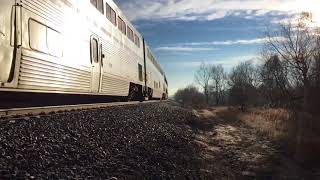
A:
[0,0,168,101]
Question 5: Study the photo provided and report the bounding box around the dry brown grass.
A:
[240,108,292,140]
[216,107,320,167]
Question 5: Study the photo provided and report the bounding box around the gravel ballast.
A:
[0,102,200,179]
[1,102,313,179]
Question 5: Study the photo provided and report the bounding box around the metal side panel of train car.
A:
[0,0,94,94]
[17,0,93,93]
[93,0,144,97]
[144,43,166,99]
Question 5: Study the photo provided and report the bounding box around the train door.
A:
[90,35,102,93]
[0,2,21,85]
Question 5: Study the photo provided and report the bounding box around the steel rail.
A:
[0,100,161,119]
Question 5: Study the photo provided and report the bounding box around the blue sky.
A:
[113,0,319,95]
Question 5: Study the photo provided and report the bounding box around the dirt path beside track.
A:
[188,106,315,179]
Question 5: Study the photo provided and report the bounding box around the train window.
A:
[97,0,104,14]
[106,3,111,21]
[47,28,63,57]
[91,0,104,14]
[29,20,48,53]
[111,7,117,26]
[134,34,140,48]
[29,19,63,57]
[118,17,122,31]
[123,21,126,35]
[138,64,143,81]
[91,38,99,63]
[127,26,134,42]
[118,16,126,35]
[147,49,151,59]
[90,0,97,8]
[106,3,117,26]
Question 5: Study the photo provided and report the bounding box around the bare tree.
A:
[229,61,258,87]
[228,61,259,111]
[309,36,320,113]
[265,17,317,110]
[210,65,227,105]
[312,36,320,83]
[260,55,293,106]
[195,62,211,104]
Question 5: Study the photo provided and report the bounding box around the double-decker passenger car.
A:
[0,0,168,101]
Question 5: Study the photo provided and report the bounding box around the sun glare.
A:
[296,0,320,26]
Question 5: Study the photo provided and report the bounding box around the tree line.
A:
[175,14,320,114]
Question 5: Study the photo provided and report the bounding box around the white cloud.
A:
[115,0,307,22]
[168,55,260,69]
[211,55,261,68]
[178,37,270,46]
[155,46,218,52]
[172,36,286,47]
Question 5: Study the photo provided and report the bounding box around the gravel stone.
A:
[0,103,200,179]
[0,102,313,179]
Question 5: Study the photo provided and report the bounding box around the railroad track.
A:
[0,100,161,119]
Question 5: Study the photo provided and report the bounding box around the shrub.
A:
[239,108,320,166]
[174,86,206,108]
